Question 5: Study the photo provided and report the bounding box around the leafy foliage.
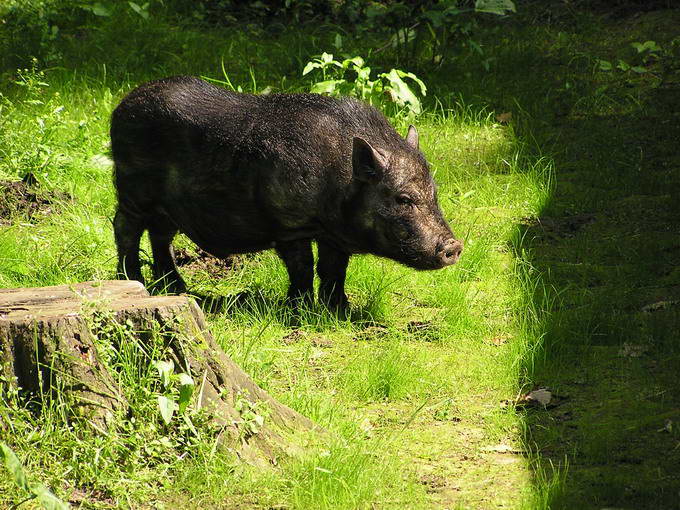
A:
[303,52,427,116]
[0,443,69,509]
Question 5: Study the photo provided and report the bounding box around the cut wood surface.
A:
[0,281,317,465]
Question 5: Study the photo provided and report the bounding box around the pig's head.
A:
[348,126,463,270]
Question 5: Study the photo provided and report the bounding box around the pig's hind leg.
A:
[114,205,145,285]
[148,215,186,294]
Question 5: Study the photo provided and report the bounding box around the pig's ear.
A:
[352,137,387,184]
[405,125,419,149]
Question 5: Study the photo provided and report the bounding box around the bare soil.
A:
[0,176,69,225]
[173,246,235,278]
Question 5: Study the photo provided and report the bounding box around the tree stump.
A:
[0,281,318,465]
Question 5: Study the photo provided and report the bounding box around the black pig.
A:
[111,76,462,311]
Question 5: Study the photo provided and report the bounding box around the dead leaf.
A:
[482,444,524,454]
[618,343,648,358]
[511,388,566,409]
[525,388,552,406]
[359,417,374,437]
[642,300,679,313]
[490,336,508,346]
[658,419,673,433]
[495,111,512,124]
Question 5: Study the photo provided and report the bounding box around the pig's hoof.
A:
[321,296,350,319]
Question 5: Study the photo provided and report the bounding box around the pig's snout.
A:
[436,238,463,266]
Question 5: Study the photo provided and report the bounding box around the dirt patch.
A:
[0,176,69,225]
[406,320,440,342]
[174,246,234,278]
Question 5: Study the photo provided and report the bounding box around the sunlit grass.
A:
[0,13,559,507]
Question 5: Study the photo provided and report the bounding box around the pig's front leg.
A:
[276,240,314,310]
[316,240,350,314]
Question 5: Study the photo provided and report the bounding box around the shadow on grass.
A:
[188,288,388,329]
[512,50,680,510]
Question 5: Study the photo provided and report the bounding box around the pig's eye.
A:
[395,194,414,207]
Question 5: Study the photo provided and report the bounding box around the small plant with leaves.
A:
[233,391,266,440]
[596,39,678,76]
[0,443,69,510]
[81,2,150,20]
[152,359,195,426]
[302,52,427,117]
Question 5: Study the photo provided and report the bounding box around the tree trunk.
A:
[0,281,317,465]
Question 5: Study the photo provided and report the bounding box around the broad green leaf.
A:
[302,62,318,75]
[381,70,422,114]
[616,60,630,71]
[475,0,516,15]
[33,485,70,510]
[89,3,111,16]
[152,360,173,389]
[158,395,177,425]
[0,444,69,509]
[355,66,372,82]
[396,69,427,96]
[598,59,613,71]
[178,373,195,413]
[128,2,149,20]
[0,443,31,493]
[632,40,661,53]
[469,39,484,56]
[310,79,345,95]
[631,66,647,74]
[342,56,364,69]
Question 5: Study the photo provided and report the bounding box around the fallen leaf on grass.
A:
[359,417,374,437]
[618,342,648,358]
[481,444,524,454]
[658,419,673,433]
[495,111,512,124]
[309,349,326,362]
[524,388,552,406]
[642,300,679,313]
[504,388,567,409]
[489,336,508,346]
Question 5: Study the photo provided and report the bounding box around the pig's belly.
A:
[159,196,318,257]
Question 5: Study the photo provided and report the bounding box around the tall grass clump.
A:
[340,341,435,402]
[287,437,426,510]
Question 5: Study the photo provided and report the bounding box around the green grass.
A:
[2,2,678,509]
[0,17,546,507]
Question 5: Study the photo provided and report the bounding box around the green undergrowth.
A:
[0,3,629,509]
[0,70,550,506]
